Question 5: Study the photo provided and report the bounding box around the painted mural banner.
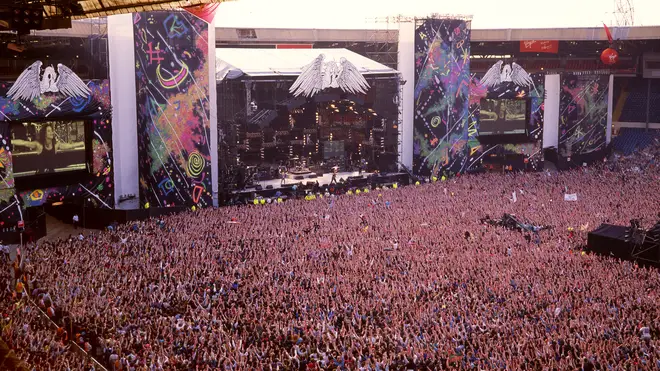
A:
[0,124,13,192]
[0,79,113,225]
[132,11,212,209]
[413,19,471,176]
[558,73,609,159]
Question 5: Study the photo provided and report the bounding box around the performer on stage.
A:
[279,166,287,185]
[330,166,338,184]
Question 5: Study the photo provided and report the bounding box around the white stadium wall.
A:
[542,74,560,149]
[108,14,140,209]
[398,21,415,170]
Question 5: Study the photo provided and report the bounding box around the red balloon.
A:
[600,48,619,65]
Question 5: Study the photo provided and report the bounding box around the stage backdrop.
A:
[132,11,212,209]
[558,73,609,162]
[465,72,546,172]
[0,79,113,226]
[413,19,471,176]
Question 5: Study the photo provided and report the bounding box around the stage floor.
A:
[234,170,376,194]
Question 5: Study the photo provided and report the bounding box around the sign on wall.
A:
[520,40,559,54]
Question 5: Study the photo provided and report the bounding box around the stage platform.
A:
[233,171,407,195]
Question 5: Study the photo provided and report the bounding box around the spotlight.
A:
[10,5,43,35]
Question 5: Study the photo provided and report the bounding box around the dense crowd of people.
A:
[3,140,660,370]
[1,255,99,370]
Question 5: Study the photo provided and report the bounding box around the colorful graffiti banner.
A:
[413,19,471,176]
[0,124,13,192]
[559,74,609,158]
[0,79,113,225]
[133,11,212,208]
[465,72,546,172]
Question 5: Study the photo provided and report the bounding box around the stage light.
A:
[51,202,63,206]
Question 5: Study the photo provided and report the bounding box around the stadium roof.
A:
[30,22,660,43]
[53,0,226,19]
[0,1,226,25]
[215,25,660,44]
[216,48,398,80]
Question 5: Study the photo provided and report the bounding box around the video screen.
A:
[11,121,87,177]
[478,98,528,136]
[323,141,345,159]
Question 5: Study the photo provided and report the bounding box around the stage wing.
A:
[7,61,43,101]
[56,64,91,98]
[478,60,503,88]
[289,54,325,97]
[337,58,370,95]
[510,62,534,87]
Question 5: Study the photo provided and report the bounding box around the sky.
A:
[214,0,657,30]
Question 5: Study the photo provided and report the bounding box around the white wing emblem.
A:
[478,60,503,89]
[6,60,91,101]
[289,54,325,98]
[509,62,534,87]
[336,58,370,95]
[478,60,533,89]
[7,61,43,102]
[55,64,92,99]
[290,54,370,98]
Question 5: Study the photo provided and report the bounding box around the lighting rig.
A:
[0,1,85,35]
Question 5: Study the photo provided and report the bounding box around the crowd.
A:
[3,140,660,370]
[1,253,99,370]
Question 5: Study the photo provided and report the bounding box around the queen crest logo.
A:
[6,60,91,102]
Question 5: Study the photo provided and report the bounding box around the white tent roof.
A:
[215,48,398,80]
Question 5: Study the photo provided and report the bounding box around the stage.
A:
[232,170,407,196]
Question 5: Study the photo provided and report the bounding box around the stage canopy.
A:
[216,48,399,81]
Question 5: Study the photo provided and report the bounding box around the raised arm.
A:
[12,139,43,154]
[56,141,85,151]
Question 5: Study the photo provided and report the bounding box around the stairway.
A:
[39,214,94,243]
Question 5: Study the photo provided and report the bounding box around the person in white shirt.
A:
[72,214,79,229]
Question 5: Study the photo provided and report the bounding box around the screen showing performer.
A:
[11,121,87,177]
[478,98,528,136]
